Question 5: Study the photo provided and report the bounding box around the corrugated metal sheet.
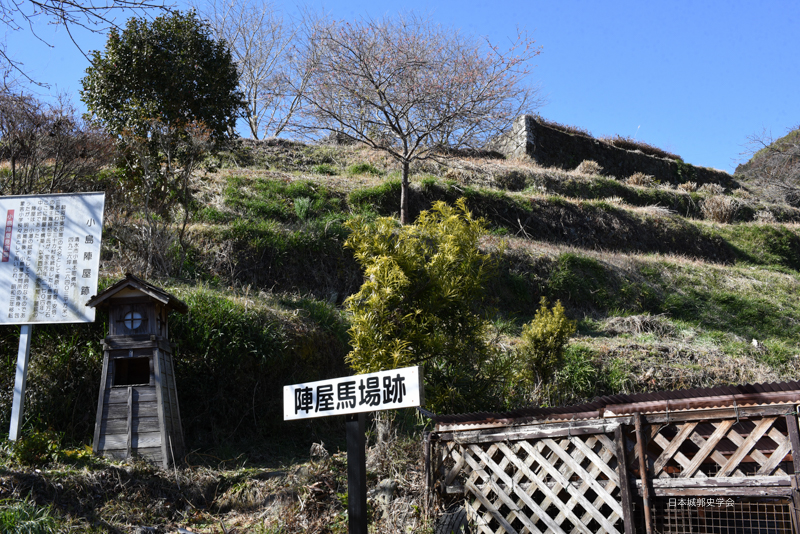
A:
[428,380,800,428]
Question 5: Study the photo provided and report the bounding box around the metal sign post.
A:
[2,192,105,440]
[8,324,32,441]
[284,365,424,534]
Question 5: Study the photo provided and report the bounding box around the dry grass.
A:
[575,159,603,175]
[625,172,655,187]
[603,314,675,337]
[701,195,739,223]
[678,181,698,192]
[698,183,726,195]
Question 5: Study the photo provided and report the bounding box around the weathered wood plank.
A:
[634,483,792,498]
[634,413,653,534]
[756,438,792,476]
[542,438,624,519]
[101,446,163,462]
[103,401,157,420]
[679,419,734,478]
[654,475,792,488]
[464,445,554,534]
[103,416,160,435]
[520,440,621,534]
[643,404,796,424]
[126,386,133,457]
[106,387,156,404]
[495,442,583,534]
[98,431,162,450]
[153,347,169,468]
[615,426,635,534]
[718,417,775,477]
[570,435,620,485]
[653,422,698,476]
[464,499,496,534]
[464,480,519,534]
[436,419,625,443]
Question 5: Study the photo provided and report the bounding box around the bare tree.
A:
[196,0,312,139]
[0,90,114,195]
[298,14,542,224]
[739,126,800,206]
[0,0,166,82]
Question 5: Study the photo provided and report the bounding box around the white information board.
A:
[284,366,423,421]
[0,192,105,324]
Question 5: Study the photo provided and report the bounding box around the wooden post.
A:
[9,324,33,441]
[423,431,432,517]
[346,413,367,534]
[784,406,800,533]
[634,413,653,534]
[615,425,636,534]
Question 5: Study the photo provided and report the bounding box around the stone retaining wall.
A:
[487,115,736,187]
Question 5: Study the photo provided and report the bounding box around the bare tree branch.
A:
[0,0,169,83]
[297,13,542,223]
[195,0,313,139]
[739,125,800,206]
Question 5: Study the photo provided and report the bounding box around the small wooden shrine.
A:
[87,274,188,468]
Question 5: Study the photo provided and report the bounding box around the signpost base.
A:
[9,324,33,441]
[346,413,367,534]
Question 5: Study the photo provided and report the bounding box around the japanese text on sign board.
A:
[284,366,422,420]
[0,193,105,324]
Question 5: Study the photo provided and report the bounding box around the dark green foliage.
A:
[346,163,384,176]
[312,163,338,175]
[547,254,610,308]
[709,225,800,271]
[170,290,348,444]
[81,11,243,140]
[0,323,105,446]
[225,176,344,222]
[0,498,59,533]
[347,179,403,215]
[10,429,62,466]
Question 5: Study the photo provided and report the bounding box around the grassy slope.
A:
[2,141,800,532]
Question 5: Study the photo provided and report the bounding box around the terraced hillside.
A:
[2,137,800,532]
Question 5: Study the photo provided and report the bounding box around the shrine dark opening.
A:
[113,357,151,386]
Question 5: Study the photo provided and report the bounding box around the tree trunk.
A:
[400,160,410,224]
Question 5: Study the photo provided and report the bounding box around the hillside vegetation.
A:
[2,137,800,532]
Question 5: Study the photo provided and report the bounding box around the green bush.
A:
[517,297,576,391]
[0,498,59,534]
[344,198,501,413]
[294,197,313,220]
[347,162,384,176]
[312,163,338,175]
[12,430,61,466]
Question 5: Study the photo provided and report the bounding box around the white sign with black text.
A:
[283,366,423,420]
[0,192,105,324]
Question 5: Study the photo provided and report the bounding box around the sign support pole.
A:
[346,412,367,534]
[9,324,33,441]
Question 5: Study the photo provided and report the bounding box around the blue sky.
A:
[6,0,798,173]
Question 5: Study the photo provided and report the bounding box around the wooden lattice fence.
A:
[428,404,800,534]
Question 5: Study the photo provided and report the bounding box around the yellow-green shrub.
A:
[517,297,577,390]
[344,198,502,413]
